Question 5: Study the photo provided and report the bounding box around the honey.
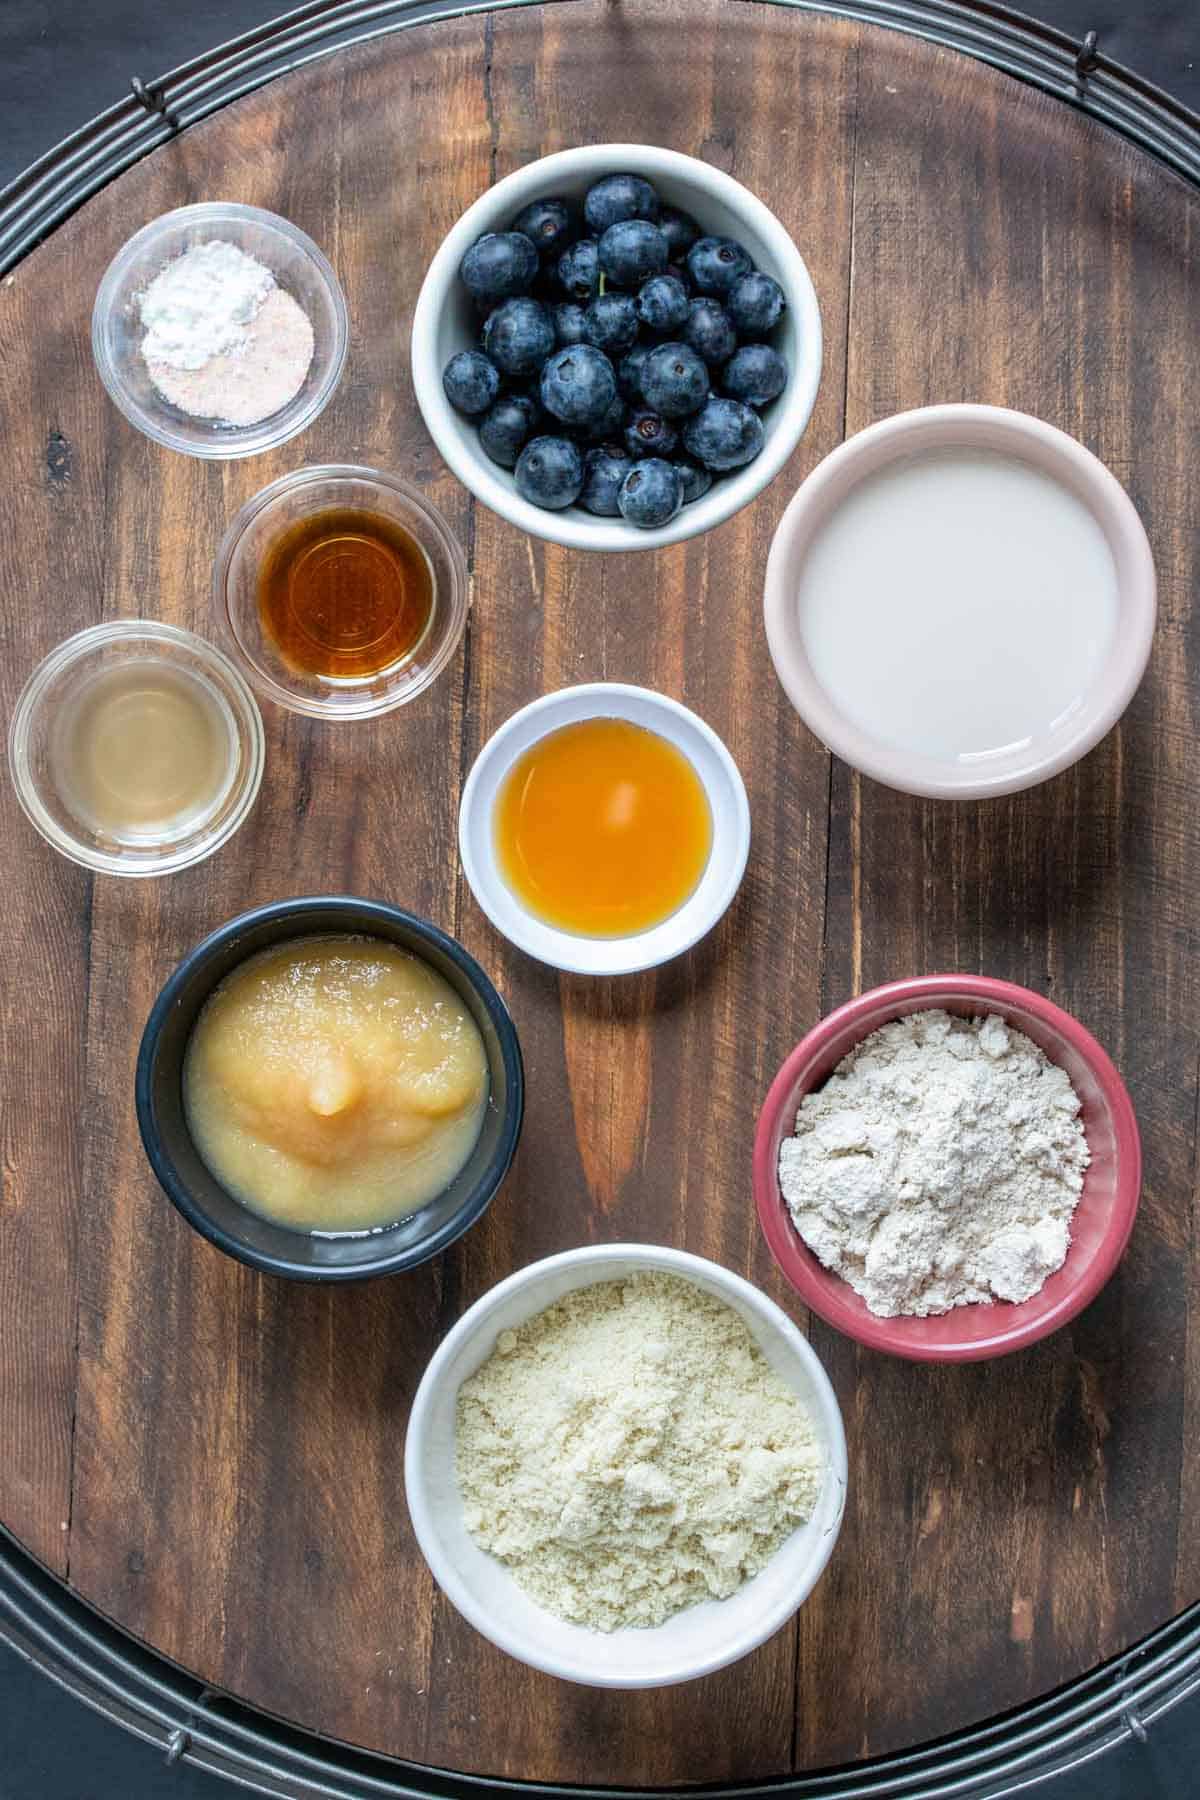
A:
[494,717,712,937]
[257,507,434,681]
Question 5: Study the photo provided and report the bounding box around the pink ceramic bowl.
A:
[754,975,1141,1361]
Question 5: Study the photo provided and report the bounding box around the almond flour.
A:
[455,1271,822,1631]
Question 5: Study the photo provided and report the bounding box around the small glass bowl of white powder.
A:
[92,202,348,459]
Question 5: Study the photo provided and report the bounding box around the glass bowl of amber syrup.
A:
[213,465,468,719]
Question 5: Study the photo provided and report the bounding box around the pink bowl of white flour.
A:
[754,975,1142,1362]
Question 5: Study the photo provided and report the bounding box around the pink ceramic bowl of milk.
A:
[763,405,1156,800]
[753,975,1142,1362]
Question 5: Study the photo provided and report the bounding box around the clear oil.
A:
[52,660,233,842]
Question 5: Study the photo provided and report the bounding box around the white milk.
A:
[796,449,1119,762]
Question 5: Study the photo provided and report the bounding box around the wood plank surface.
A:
[804,27,1200,1767]
[0,213,106,1574]
[0,0,1198,1784]
[422,3,852,1781]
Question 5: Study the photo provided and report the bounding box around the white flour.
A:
[456,1272,823,1631]
[779,1010,1089,1317]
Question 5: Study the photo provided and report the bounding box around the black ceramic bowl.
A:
[135,896,524,1280]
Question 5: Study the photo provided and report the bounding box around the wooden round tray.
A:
[2,0,1198,1786]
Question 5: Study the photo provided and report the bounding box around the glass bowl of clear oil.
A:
[8,619,264,876]
[213,464,468,720]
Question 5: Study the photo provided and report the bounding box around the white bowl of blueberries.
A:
[411,144,822,551]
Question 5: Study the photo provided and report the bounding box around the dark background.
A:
[0,0,1198,188]
[0,2,1197,1796]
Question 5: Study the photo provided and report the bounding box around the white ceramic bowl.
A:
[763,404,1156,800]
[411,144,822,551]
[458,683,750,975]
[404,1243,847,1688]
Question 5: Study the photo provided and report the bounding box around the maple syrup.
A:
[494,717,713,937]
[257,507,434,681]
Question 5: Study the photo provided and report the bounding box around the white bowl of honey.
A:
[213,464,468,719]
[459,684,750,976]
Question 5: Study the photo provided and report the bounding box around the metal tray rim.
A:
[3,0,1199,1793]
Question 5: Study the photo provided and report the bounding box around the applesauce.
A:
[184,936,488,1232]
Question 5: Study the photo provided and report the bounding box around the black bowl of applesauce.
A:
[136,897,524,1280]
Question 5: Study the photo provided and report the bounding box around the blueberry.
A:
[557,237,601,302]
[528,261,562,304]
[682,296,737,367]
[580,447,633,516]
[511,197,579,261]
[583,292,639,355]
[727,270,786,338]
[674,457,713,505]
[686,235,753,296]
[658,206,700,260]
[514,435,584,510]
[479,393,540,467]
[583,173,659,234]
[598,220,669,288]
[723,343,788,407]
[682,396,765,470]
[481,297,555,377]
[639,341,709,418]
[618,458,684,529]
[553,302,589,346]
[460,231,539,301]
[623,408,678,460]
[539,344,617,427]
[617,343,650,400]
[636,274,689,335]
[580,392,628,443]
[441,349,500,416]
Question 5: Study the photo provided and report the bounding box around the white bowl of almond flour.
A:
[92,202,348,458]
[405,1244,846,1687]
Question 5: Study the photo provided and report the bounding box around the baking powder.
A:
[138,239,314,427]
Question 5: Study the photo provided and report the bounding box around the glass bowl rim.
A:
[90,201,349,461]
[8,617,266,877]
[211,462,470,720]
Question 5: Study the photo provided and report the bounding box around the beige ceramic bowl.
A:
[763,404,1156,800]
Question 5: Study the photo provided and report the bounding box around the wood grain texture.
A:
[804,24,1200,1769]
[0,0,1197,1784]
[0,216,104,1573]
